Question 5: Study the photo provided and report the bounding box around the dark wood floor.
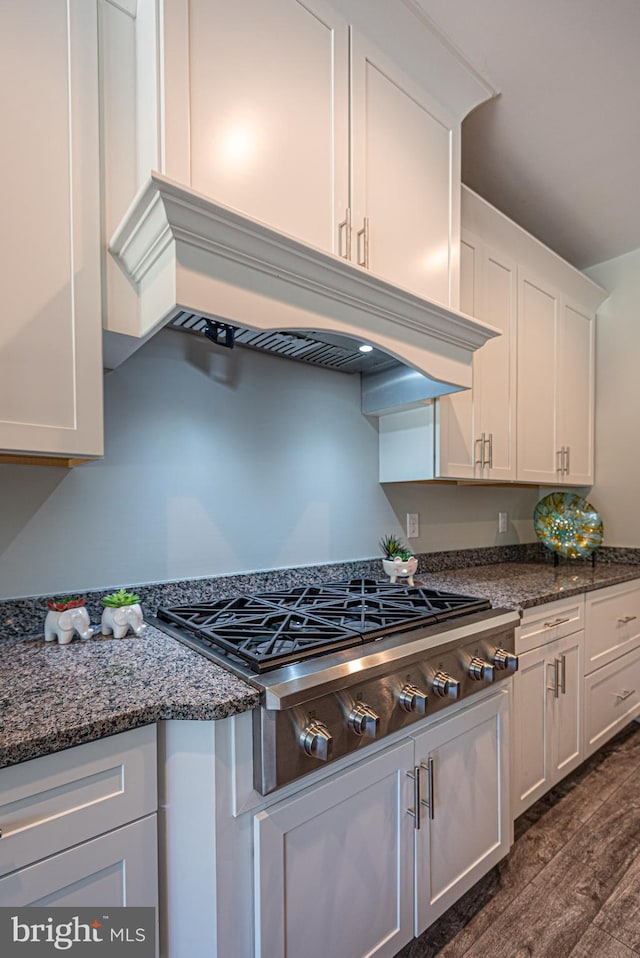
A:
[395,720,640,958]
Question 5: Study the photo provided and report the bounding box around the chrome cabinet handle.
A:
[357,217,370,268]
[407,765,421,829]
[560,653,567,695]
[564,446,570,474]
[548,658,560,697]
[475,433,486,468]
[618,615,638,624]
[557,449,564,473]
[338,208,352,261]
[483,433,493,470]
[614,689,636,702]
[544,616,570,629]
[420,759,435,821]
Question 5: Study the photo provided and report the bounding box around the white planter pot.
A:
[101,603,145,639]
[382,556,418,585]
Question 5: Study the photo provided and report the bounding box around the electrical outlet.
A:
[407,513,419,539]
[498,512,508,534]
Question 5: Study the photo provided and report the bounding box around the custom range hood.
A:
[109,174,499,412]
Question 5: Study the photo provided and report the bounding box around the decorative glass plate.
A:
[534,492,603,559]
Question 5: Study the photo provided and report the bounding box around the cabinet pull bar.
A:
[357,217,370,268]
[406,766,421,829]
[488,433,493,469]
[338,208,352,260]
[564,446,570,474]
[475,434,486,468]
[420,759,435,820]
[560,653,567,694]
[544,616,570,629]
[614,689,636,702]
[618,615,638,624]
[548,659,560,697]
[557,449,564,473]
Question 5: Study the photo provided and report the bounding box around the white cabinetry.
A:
[583,581,640,756]
[412,692,510,934]
[162,690,511,958]
[512,599,583,817]
[100,0,493,361]
[436,231,517,480]
[0,726,158,907]
[517,271,595,485]
[254,739,414,958]
[378,189,605,485]
[0,0,103,461]
[464,187,605,487]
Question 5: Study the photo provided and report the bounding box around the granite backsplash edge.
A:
[3,543,639,640]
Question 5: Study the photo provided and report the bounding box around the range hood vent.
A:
[109,174,500,392]
[170,311,401,375]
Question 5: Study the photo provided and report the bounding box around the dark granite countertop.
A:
[3,559,640,772]
[415,561,640,611]
[0,624,259,770]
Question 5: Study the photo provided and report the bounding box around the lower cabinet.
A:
[0,726,158,908]
[253,689,510,958]
[0,816,157,906]
[254,738,414,958]
[584,641,640,756]
[413,692,510,935]
[512,618,583,817]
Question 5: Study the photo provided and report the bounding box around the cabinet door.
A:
[557,300,595,485]
[584,645,640,757]
[413,691,510,935]
[0,0,103,458]
[436,234,478,479]
[551,633,583,780]
[350,33,458,304]
[188,0,349,256]
[254,739,414,958]
[476,246,517,481]
[516,270,560,483]
[511,644,552,817]
[0,815,157,906]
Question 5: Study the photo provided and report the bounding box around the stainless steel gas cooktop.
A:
[151,579,519,793]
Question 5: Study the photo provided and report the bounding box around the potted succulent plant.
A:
[379,534,418,585]
[44,596,94,644]
[101,588,145,639]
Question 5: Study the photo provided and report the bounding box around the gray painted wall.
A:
[0,331,538,599]
[587,248,640,546]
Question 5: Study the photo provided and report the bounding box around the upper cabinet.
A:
[436,230,517,481]
[379,189,606,486]
[0,0,103,461]
[516,271,596,485]
[99,0,495,366]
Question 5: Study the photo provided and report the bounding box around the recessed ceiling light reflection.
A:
[359,344,373,353]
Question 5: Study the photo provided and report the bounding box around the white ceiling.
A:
[416,0,640,269]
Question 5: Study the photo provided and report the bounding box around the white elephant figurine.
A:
[44,606,94,645]
[101,603,145,639]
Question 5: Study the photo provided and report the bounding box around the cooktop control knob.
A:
[399,684,428,714]
[494,649,519,672]
[300,720,333,761]
[432,671,461,699]
[348,703,380,738]
[469,657,495,682]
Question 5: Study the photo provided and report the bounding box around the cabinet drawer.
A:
[585,580,640,674]
[0,725,156,877]
[517,596,584,654]
[583,647,640,757]
[0,814,158,907]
